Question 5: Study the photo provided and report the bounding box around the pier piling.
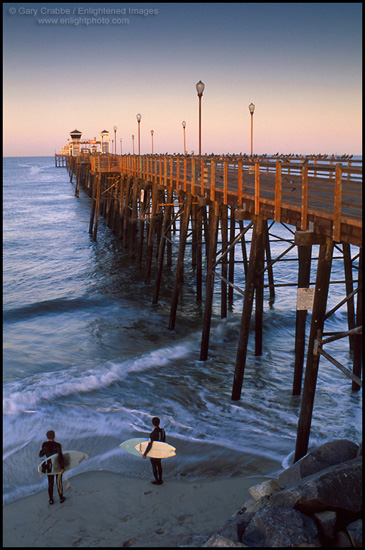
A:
[61,150,362,454]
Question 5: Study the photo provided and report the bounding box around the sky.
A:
[3,2,362,156]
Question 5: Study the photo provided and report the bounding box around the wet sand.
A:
[3,470,275,547]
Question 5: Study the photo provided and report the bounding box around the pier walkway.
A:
[58,152,362,462]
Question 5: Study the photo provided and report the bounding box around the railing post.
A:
[301,164,308,230]
[164,156,168,187]
[210,158,215,202]
[176,156,180,191]
[255,162,260,215]
[274,160,282,222]
[184,157,187,192]
[238,161,243,206]
[191,157,195,196]
[223,160,228,205]
[333,163,342,242]
[170,156,174,188]
[201,157,205,197]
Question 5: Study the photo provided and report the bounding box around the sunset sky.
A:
[3,3,362,156]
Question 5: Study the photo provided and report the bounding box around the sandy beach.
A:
[3,470,275,547]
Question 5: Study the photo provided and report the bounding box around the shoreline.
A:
[3,469,279,547]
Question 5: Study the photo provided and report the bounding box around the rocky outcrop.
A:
[181,439,362,548]
[278,439,359,489]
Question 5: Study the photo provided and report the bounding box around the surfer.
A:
[142,417,166,485]
[39,430,66,505]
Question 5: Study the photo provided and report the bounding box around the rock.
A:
[333,530,352,547]
[346,519,363,547]
[240,497,269,515]
[313,510,337,540]
[248,478,282,500]
[179,534,210,547]
[218,497,270,542]
[357,442,362,456]
[279,439,359,489]
[269,457,362,515]
[202,534,246,547]
[242,506,320,547]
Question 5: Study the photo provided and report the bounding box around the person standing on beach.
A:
[39,430,66,505]
[142,417,166,485]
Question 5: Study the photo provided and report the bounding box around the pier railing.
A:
[85,153,362,246]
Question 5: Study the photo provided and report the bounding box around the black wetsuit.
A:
[144,427,166,483]
[39,440,65,501]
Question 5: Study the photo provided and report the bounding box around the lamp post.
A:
[196,80,205,157]
[249,103,255,157]
[182,121,186,155]
[113,126,117,154]
[132,134,135,155]
[120,138,122,155]
[136,113,142,155]
[151,130,154,154]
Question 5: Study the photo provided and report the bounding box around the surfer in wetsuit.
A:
[39,430,66,505]
[142,417,165,485]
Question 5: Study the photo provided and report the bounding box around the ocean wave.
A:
[3,296,109,322]
[3,343,194,416]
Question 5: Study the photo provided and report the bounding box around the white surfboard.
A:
[135,440,176,459]
[119,438,149,457]
[38,450,89,475]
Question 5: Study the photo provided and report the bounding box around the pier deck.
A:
[86,153,362,246]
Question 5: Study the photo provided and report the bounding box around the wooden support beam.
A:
[228,207,235,304]
[292,242,312,395]
[166,193,173,267]
[231,215,265,400]
[342,243,356,352]
[129,180,139,259]
[88,174,97,235]
[352,247,362,391]
[92,174,101,241]
[255,234,266,356]
[294,236,334,462]
[191,202,198,269]
[264,219,275,303]
[122,177,132,249]
[221,204,228,318]
[196,203,203,302]
[145,183,158,284]
[200,201,220,360]
[239,220,249,278]
[118,176,126,240]
[152,187,173,304]
[169,193,193,330]
[255,224,265,356]
[137,185,147,268]
[75,166,80,197]
[294,231,327,247]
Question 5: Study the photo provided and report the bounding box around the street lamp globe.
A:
[182,121,186,128]
[196,81,205,96]
[136,113,142,122]
[249,103,255,115]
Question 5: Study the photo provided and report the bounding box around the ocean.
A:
[3,156,362,505]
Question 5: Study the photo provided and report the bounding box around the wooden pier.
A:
[59,151,362,461]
